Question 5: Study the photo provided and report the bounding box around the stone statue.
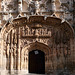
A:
[29,0,41,15]
[35,0,40,15]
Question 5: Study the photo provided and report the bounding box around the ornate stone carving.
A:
[21,25,52,39]
[29,0,46,14]
[1,15,74,74]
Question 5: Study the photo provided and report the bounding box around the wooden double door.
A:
[29,50,45,74]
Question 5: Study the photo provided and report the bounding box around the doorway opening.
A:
[29,49,45,74]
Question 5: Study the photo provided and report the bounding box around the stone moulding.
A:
[1,15,74,39]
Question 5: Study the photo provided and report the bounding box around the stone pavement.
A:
[0,70,74,75]
[0,70,46,75]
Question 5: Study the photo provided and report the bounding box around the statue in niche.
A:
[35,0,40,15]
[29,0,45,15]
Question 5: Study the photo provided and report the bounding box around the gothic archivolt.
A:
[1,16,74,73]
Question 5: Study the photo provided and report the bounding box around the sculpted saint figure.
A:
[35,0,40,15]
[29,0,40,15]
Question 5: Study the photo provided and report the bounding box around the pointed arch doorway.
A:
[29,49,45,74]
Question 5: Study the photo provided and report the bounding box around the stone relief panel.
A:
[20,24,53,46]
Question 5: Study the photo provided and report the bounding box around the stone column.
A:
[26,56,28,73]
[1,35,4,70]
[9,31,13,71]
[13,44,17,70]
[7,33,11,71]
[11,50,13,70]
[25,56,26,70]
[21,51,24,70]
[6,44,9,70]
[18,27,21,70]
[10,30,14,70]
[15,29,18,70]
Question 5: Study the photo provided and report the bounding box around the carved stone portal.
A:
[1,16,74,74]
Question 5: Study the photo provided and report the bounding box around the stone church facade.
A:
[0,0,75,75]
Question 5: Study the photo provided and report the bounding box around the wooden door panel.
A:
[29,50,45,74]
